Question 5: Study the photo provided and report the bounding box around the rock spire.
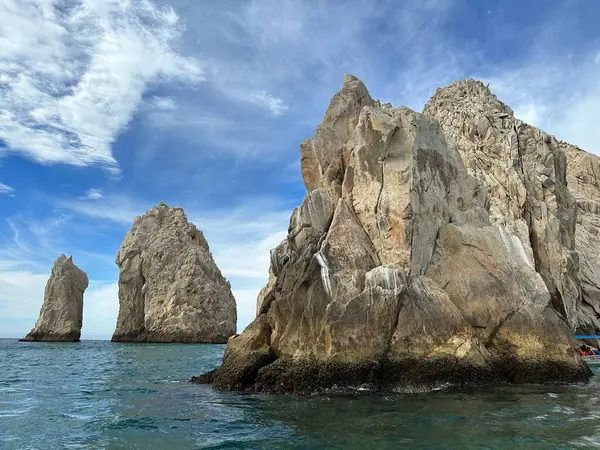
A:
[112,202,237,343]
[22,254,88,342]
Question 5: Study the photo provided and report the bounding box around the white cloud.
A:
[82,281,118,339]
[0,270,48,321]
[56,194,144,224]
[221,229,285,330]
[192,209,288,279]
[244,90,288,116]
[1,213,73,270]
[232,288,263,332]
[0,182,14,195]
[84,188,103,200]
[480,53,600,155]
[152,96,177,111]
[0,0,203,169]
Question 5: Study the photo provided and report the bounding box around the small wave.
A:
[570,435,600,448]
[551,405,575,415]
[108,417,160,430]
[393,382,452,394]
[61,413,94,420]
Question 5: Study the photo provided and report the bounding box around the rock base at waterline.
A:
[111,330,231,344]
[20,330,81,342]
[193,355,591,395]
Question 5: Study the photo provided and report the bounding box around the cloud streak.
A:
[83,188,103,200]
[0,182,14,195]
[0,0,203,169]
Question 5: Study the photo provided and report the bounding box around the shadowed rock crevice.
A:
[194,75,592,394]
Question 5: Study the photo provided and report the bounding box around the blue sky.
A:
[1,0,599,339]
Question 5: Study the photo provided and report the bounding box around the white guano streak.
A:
[315,251,332,297]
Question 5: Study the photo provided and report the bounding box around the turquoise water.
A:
[1,339,600,449]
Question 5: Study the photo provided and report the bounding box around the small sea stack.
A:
[194,75,592,394]
[21,254,88,342]
[111,202,237,343]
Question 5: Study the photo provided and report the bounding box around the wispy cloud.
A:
[1,212,71,271]
[244,90,288,116]
[191,207,289,279]
[0,182,14,196]
[83,188,103,200]
[151,96,177,111]
[475,42,600,155]
[56,194,145,224]
[0,0,203,169]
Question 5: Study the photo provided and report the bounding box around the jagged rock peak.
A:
[425,76,581,332]
[343,73,360,84]
[196,75,590,394]
[426,79,600,334]
[112,202,237,343]
[299,73,374,193]
[21,254,88,342]
[426,78,515,118]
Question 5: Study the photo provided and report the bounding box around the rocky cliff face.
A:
[423,80,581,331]
[112,202,237,343]
[564,144,600,332]
[22,255,88,342]
[194,75,590,393]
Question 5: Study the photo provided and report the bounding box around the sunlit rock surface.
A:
[196,75,590,394]
[112,202,236,343]
[21,255,88,342]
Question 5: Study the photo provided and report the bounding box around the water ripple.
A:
[1,339,600,449]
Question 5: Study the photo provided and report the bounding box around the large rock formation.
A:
[21,255,88,342]
[112,202,237,343]
[194,75,591,394]
[423,80,581,331]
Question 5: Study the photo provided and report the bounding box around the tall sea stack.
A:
[195,75,592,394]
[112,202,237,343]
[21,254,88,342]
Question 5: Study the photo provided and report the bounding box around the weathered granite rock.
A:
[195,76,589,393]
[424,79,580,331]
[21,255,88,342]
[564,144,600,332]
[112,202,236,343]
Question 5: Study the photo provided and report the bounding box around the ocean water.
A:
[1,340,600,450]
